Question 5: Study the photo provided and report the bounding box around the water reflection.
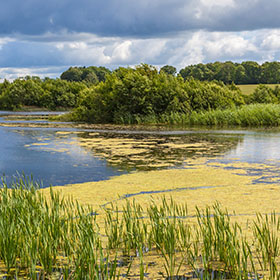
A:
[76,131,240,171]
[0,125,241,187]
[2,112,280,188]
[0,127,126,187]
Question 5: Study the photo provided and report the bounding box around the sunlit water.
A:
[1,111,280,187]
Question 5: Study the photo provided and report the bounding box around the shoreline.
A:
[2,115,280,220]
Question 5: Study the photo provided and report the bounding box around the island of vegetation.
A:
[1,61,280,126]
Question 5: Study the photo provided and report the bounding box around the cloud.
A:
[0,0,280,37]
[0,67,65,81]
[261,30,280,50]
[2,29,280,79]
[1,1,280,79]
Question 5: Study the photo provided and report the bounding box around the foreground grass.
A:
[1,177,280,279]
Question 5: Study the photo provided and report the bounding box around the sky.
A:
[1,0,280,79]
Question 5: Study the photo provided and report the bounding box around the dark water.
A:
[1,112,280,188]
[0,127,128,187]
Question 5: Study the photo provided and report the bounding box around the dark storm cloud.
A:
[1,0,280,79]
[1,0,280,37]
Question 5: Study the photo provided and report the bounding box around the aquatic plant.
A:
[188,103,280,127]
[0,176,280,279]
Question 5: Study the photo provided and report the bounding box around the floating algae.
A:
[48,160,280,219]
[30,130,280,219]
[73,132,239,171]
[23,130,239,172]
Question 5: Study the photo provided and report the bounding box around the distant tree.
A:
[214,61,236,84]
[87,66,111,82]
[22,79,44,106]
[235,65,246,84]
[60,67,83,82]
[241,61,261,84]
[178,61,280,84]
[0,79,10,95]
[190,65,205,80]
[179,64,214,81]
[81,69,99,85]
[260,62,280,84]
[249,85,278,104]
[61,66,111,84]
[160,65,177,76]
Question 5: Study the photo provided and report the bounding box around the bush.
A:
[72,65,244,124]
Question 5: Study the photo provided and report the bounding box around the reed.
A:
[188,103,280,127]
[108,103,280,127]
[1,177,280,279]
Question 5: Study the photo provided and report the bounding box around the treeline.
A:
[0,76,87,110]
[60,61,280,86]
[60,66,111,85]
[70,64,245,124]
[179,61,280,84]
[60,62,280,85]
[0,66,112,110]
[2,63,280,126]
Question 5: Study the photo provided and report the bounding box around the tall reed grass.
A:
[188,104,280,127]
[109,104,280,127]
[0,177,280,279]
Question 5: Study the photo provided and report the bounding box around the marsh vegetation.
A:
[0,177,280,279]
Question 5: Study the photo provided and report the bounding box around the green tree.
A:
[214,61,236,84]
[73,64,191,123]
[40,79,86,109]
[60,67,83,82]
[260,62,280,84]
[235,65,246,84]
[160,65,177,76]
[241,61,261,84]
[249,85,278,104]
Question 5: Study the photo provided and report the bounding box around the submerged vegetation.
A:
[0,176,280,279]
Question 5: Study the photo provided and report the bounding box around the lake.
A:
[1,111,280,188]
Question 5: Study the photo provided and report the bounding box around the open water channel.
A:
[1,111,280,187]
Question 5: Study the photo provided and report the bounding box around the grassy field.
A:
[238,84,280,95]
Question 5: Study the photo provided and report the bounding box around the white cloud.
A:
[111,41,132,61]
[3,29,280,79]
[203,33,257,57]
[0,67,65,81]
[68,42,87,50]
[261,30,280,50]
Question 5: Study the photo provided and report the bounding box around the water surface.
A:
[1,111,280,187]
